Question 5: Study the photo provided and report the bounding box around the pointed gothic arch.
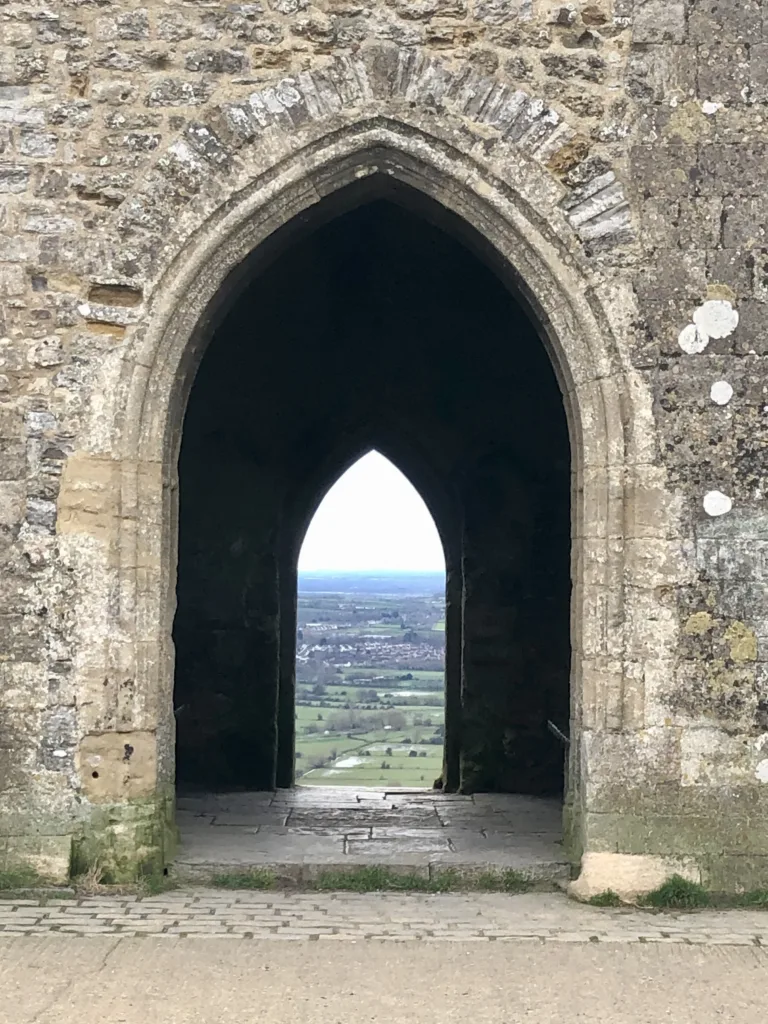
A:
[56,58,661,875]
[287,442,457,791]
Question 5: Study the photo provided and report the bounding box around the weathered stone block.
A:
[688,0,762,46]
[3,834,71,884]
[184,49,249,74]
[0,264,26,296]
[146,79,214,107]
[632,0,685,43]
[697,44,751,104]
[570,851,701,900]
[630,143,698,198]
[698,142,767,195]
[76,731,157,803]
[0,165,30,193]
[722,196,768,249]
[95,9,150,41]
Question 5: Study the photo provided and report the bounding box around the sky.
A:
[298,451,445,573]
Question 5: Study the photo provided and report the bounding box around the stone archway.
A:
[55,47,659,881]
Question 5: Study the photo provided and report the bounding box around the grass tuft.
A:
[427,869,463,893]
[140,874,179,897]
[0,868,42,892]
[307,866,532,894]
[587,890,623,908]
[474,869,531,894]
[210,868,277,890]
[641,875,709,910]
[732,889,768,908]
[73,861,105,896]
[312,867,427,892]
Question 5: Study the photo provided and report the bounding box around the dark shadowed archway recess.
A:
[172,178,571,799]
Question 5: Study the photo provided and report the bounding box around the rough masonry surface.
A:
[1,0,768,894]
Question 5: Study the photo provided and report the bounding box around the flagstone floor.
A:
[173,786,569,883]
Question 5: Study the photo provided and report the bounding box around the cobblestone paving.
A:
[1,891,766,945]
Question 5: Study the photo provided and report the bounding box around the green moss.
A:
[587,890,623,907]
[641,875,710,909]
[210,868,277,890]
[70,789,177,884]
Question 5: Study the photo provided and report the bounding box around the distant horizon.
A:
[299,569,445,576]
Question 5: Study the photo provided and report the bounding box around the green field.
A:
[295,687,444,787]
[295,573,445,787]
[300,744,443,787]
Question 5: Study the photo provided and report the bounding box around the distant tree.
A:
[419,751,427,758]
[384,711,407,731]
[317,713,323,721]
[409,749,418,758]
[305,723,319,735]
[385,747,393,757]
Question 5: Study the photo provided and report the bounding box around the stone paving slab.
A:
[174,787,570,881]
[1,891,767,946]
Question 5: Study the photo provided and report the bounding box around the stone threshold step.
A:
[171,857,571,888]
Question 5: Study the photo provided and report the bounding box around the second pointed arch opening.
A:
[296,451,447,789]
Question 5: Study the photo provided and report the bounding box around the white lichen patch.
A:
[756,759,768,783]
[678,323,709,354]
[710,381,734,405]
[704,490,733,517]
[702,101,723,115]
[680,301,739,354]
[693,299,739,340]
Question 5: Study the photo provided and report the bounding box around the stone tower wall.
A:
[1,0,767,892]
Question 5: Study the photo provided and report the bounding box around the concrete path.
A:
[175,787,569,882]
[1,926,767,1024]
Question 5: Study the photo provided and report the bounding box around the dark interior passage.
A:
[173,182,571,797]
